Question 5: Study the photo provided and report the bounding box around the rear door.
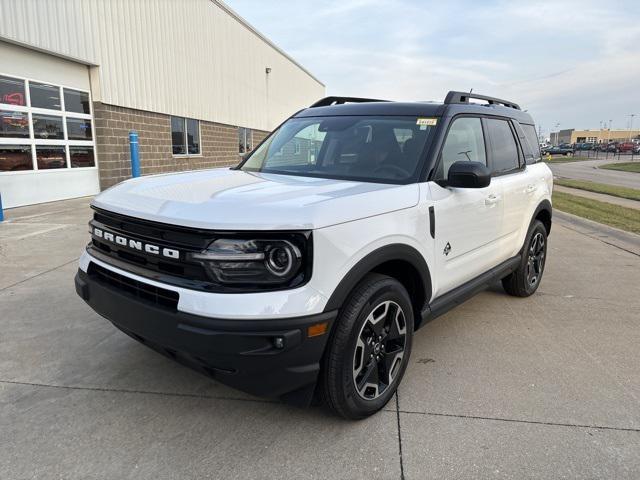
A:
[483,117,529,259]
[429,116,504,296]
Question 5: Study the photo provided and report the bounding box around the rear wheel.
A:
[502,220,547,297]
[321,274,413,419]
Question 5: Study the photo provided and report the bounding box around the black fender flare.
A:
[532,199,552,234]
[323,243,432,312]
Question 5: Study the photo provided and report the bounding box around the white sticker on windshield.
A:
[416,118,437,126]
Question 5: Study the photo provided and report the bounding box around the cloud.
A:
[226,0,640,133]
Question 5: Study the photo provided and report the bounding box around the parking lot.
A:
[1,197,640,479]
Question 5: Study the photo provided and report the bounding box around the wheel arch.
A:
[532,199,552,235]
[323,244,432,330]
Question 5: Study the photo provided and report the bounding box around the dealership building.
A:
[0,0,324,208]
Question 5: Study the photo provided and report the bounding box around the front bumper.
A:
[75,268,337,405]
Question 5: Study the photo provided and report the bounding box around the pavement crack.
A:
[395,393,406,480]
[0,379,276,405]
[0,258,79,292]
[397,409,640,433]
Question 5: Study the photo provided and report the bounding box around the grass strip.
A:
[599,162,640,173]
[543,155,591,164]
[554,179,640,202]
[552,191,640,234]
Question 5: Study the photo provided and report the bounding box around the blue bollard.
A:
[129,131,140,178]
[0,192,4,222]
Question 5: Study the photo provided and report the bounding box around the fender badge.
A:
[444,242,451,256]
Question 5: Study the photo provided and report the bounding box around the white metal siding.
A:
[0,0,324,131]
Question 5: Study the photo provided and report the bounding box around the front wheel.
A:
[321,274,414,419]
[502,220,548,297]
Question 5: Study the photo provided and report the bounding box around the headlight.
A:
[189,235,309,288]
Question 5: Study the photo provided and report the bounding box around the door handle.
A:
[485,194,501,206]
[525,184,537,194]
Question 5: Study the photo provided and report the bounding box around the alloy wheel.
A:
[352,300,407,400]
[526,232,546,287]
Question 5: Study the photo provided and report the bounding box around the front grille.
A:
[88,262,179,310]
[89,208,212,285]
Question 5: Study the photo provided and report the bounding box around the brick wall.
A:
[93,102,269,190]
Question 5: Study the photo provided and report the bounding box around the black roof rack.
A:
[444,91,521,110]
[309,96,389,108]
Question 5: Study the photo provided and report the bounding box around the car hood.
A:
[92,168,419,230]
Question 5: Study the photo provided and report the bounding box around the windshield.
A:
[240,116,436,183]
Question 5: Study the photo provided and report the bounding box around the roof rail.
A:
[309,96,389,108]
[444,91,521,110]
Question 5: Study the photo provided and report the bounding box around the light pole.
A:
[628,114,637,141]
[554,122,560,145]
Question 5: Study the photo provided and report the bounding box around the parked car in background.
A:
[607,143,618,152]
[544,144,574,156]
[617,142,635,153]
[575,142,594,151]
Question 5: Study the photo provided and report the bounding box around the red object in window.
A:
[2,92,25,106]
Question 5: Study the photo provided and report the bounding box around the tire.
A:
[321,273,414,419]
[502,220,548,297]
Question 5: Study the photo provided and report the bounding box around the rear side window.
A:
[485,119,519,174]
[436,117,486,180]
[521,124,541,164]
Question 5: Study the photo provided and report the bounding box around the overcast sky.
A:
[225,0,640,137]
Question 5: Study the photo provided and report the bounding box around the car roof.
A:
[294,94,536,125]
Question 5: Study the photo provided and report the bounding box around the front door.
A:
[429,116,504,296]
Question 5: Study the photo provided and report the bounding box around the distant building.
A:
[0,0,324,208]
[550,128,640,145]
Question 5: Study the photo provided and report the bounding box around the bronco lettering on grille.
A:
[93,227,180,260]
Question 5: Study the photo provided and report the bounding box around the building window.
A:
[171,116,200,156]
[0,75,26,106]
[29,82,61,110]
[0,74,95,172]
[0,145,32,171]
[239,127,253,154]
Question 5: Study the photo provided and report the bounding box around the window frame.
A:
[482,116,525,177]
[432,114,489,185]
[0,71,96,175]
[170,116,201,157]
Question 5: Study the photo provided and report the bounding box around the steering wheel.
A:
[373,164,409,178]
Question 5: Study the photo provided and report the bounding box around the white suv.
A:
[75,91,553,419]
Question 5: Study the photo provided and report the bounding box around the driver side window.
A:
[436,117,487,180]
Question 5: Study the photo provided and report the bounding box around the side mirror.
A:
[447,161,491,188]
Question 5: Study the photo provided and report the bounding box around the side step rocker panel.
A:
[419,254,522,326]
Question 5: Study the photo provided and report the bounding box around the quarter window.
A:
[171,116,200,155]
[437,117,486,180]
[485,119,520,173]
[521,124,541,164]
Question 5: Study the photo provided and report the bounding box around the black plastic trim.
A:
[421,254,522,324]
[309,96,389,108]
[75,268,337,405]
[444,91,521,110]
[323,244,432,312]
[429,206,436,239]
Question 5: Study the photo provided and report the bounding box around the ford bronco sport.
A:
[75,91,552,419]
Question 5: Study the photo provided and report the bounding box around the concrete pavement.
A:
[549,158,640,189]
[1,197,639,479]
